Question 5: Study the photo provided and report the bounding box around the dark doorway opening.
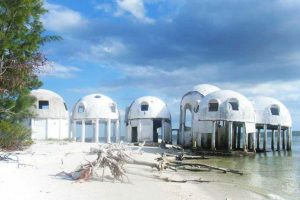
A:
[153,119,162,143]
[131,127,138,142]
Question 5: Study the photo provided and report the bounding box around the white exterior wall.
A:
[127,119,153,142]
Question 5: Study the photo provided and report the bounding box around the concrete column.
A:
[94,119,99,143]
[287,127,292,151]
[81,120,85,143]
[263,124,267,151]
[161,119,165,142]
[282,129,286,150]
[72,121,77,141]
[228,121,233,151]
[243,124,248,152]
[252,133,256,152]
[271,129,275,150]
[257,128,260,150]
[191,111,196,148]
[107,119,111,143]
[46,118,49,139]
[237,126,241,149]
[116,120,120,143]
[198,133,202,148]
[211,121,216,150]
[277,125,281,151]
[181,108,186,145]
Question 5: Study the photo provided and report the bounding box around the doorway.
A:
[132,127,138,142]
[153,119,162,143]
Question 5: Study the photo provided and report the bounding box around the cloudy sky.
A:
[40,0,300,130]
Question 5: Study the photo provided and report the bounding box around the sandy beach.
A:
[0,141,273,200]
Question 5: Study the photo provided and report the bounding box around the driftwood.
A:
[0,153,32,168]
[56,144,243,182]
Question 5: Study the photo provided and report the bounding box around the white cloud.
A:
[42,2,87,32]
[95,3,113,13]
[116,0,154,23]
[40,62,81,79]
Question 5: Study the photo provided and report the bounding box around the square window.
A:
[209,103,218,111]
[38,101,49,109]
[141,104,149,111]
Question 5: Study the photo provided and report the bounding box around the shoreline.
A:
[0,141,283,200]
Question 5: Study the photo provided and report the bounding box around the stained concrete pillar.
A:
[72,120,77,141]
[237,126,241,149]
[252,133,256,153]
[282,129,286,150]
[116,120,120,143]
[94,119,99,143]
[107,119,111,143]
[287,127,292,151]
[228,121,233,151]
[277,125,281,151]
[243,124,248,152]
[45,118,49,139]
[211,121,216,150]
[271,129,275,150]
[263,124,267,151]
[257,128,261,150]
[81,120,85,143]
[161,119,165,142]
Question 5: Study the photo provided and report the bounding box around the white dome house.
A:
[251,96,292,151]
[196,90,256,152]
[179,84,220,147]
[30,89,69,140]
[125,96,172,143]
[71,94,120,143]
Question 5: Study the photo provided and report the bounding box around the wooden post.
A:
[237,126,241,149]
[263,124,267,151]
[271,129,275,150]
[81,120,85,143]
[277,125,281,151]
[243,124,248,152]
[107,119,111,143]
[94,119,99,143]
[257,128,260,150]
[228,121,233,151]
[211,121,216,150]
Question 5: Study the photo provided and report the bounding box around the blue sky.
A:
[40,0,300,130]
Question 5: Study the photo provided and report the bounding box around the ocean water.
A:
[191,135,300,199]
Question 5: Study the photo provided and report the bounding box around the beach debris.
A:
[0,153,32,168]
[56,144,243,182]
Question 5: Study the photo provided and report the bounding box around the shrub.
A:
[0,120,32,150]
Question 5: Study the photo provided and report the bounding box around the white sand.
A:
[0,141,265,200]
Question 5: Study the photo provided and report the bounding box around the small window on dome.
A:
[78,105,85,113]
[64,103,68,111]
[39,100,49,109]
[141,102,149,111]
[94,95,101,98]
[208,99,218,112]
[228,98,239,111]
[270,105,279,115]
[111,104,116,113]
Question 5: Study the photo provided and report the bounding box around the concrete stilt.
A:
[107,119,111,143]
[72,120,77,141]
[81,120,85,143]
[243,124,248,152]
[287,127,292,151]
[211,121,216,150]
[282,129,286,150]
[228,122,233,151]
[237,126,241,149]
[116,120,120,143]
[277,125,281,151]
[257,128,261,150]
[263,124,267,151]
[271,129,275,150]
[94,119,99,143]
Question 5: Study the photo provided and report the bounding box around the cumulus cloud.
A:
[116,0,154,23]
[42,2,87,32]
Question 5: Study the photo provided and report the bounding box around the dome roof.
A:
[250,96,292,127]
[30,89,68,119]
[127,96,171,120]
[192,84,220,96]
[72,93,119,120]
[198,90,255,122]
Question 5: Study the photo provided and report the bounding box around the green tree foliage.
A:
[0,0,57,149]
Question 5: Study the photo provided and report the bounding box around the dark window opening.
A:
[194,105,199,113]
[209,103,218,111]
[111,104,116,113]
[271,107,279,115]
[94,95,101,98]
[229,102,239,110]
[141,104,149,111]
[78,105,85,113]
[38,101,49,109]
